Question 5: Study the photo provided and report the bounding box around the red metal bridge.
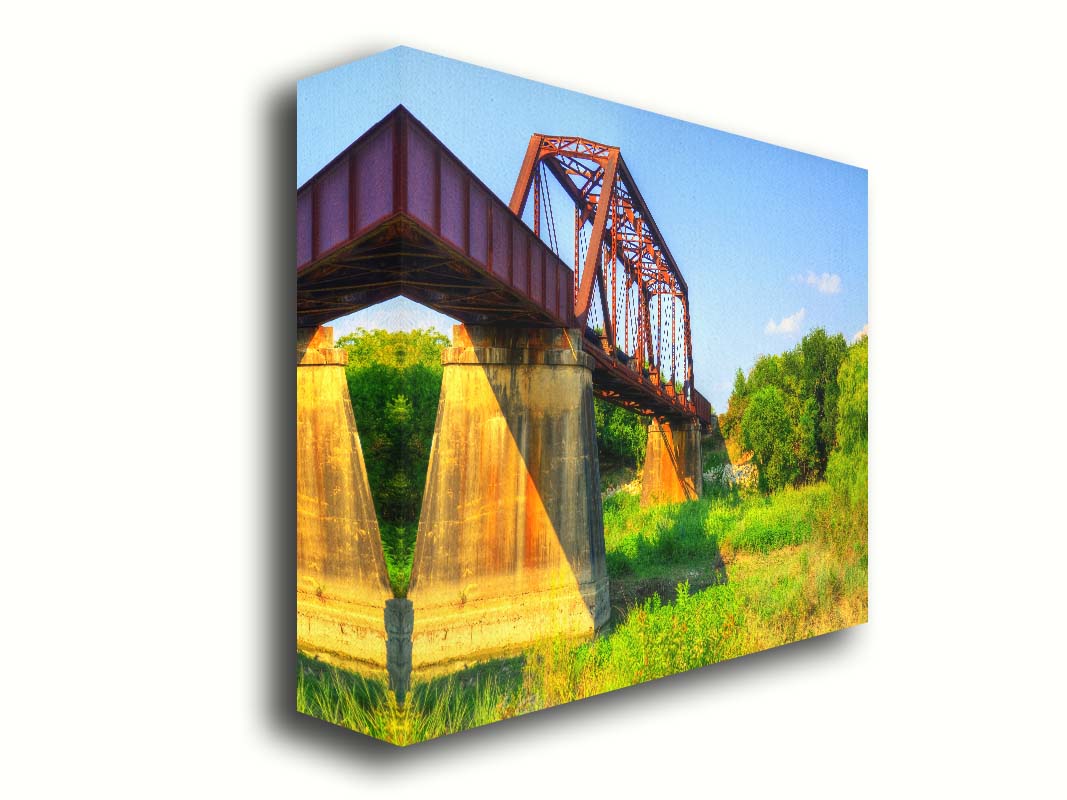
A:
[297,106,712,426]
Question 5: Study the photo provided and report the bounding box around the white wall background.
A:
[3,2,1064,797]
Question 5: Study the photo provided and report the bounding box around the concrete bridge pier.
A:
[296,326,391,667]
[641,418,703,507]
[407,325,610,669]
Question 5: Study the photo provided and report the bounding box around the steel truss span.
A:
[509,132,710,424]
[297,106,712,427]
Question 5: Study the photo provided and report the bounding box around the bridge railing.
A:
[297,106,712,427]
[297,106,575,326]
[689,389,713,427]
[508,132,711,428]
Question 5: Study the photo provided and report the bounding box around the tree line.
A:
[719,328,868,494]
[337,328,449,567]
[338,327,651,535]
[336,325,867,535]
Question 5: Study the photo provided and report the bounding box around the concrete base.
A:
[297,326,391,667]
[385,599,414,704]
[641,419,703,507]
[407,325,610,669]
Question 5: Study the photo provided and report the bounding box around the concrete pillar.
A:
[641,418,703,507]
[407,325,609,669]
[297,326,391,667]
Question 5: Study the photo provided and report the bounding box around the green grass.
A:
[300,474,867,745]
[703,446,732,472]
[297,653,529,746]
[379,522,415,596]
[713,484,830,554]
[604,480,829,582]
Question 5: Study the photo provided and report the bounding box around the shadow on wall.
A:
[405,325,609,667]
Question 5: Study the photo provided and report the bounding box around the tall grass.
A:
[604,481,830,580]
[535,482,865,704]
[299,476,867,745]
[604,492,721,578]
[297,654,528,746]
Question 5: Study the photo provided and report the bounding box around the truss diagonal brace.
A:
[574,150,618,326]
[509,136,544,218]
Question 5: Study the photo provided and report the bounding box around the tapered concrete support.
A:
[408,325,609,669]
[297,326,391,667]
[641,418,703,507]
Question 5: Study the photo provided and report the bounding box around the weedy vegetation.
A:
[299,328,869,745]
[299,470,867,745]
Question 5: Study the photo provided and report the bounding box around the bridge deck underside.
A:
[296,106,709,425]
[299,214,704,422]
[297,214,564,329]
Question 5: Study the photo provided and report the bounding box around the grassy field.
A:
[297,448,867,746]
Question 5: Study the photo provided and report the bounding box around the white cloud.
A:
[765,308,806,335]
[852,322,869,342]
[793,270,842,294]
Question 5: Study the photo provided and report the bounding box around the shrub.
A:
[741,386,797,491]
[827,336,868,509]
[594,398,647,467]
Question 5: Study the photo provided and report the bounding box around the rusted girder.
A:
[296,106,711,426]
[510,132,702,422]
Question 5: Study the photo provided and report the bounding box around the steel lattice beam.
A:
[509,132,703,420]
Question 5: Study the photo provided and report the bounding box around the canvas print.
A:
[296,47,868,745]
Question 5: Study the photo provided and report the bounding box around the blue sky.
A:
[297,47,867,414]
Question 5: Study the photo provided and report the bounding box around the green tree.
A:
[594,397,647,467]
[747,353,783,393]
[732,367,747,399]
[337,328,449,528]
[719,368,748,443]
[833,336,868,453]
[725,327,851,490]
[741,386,797,492]
[827,336,868,507]
[800,328,848,475]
